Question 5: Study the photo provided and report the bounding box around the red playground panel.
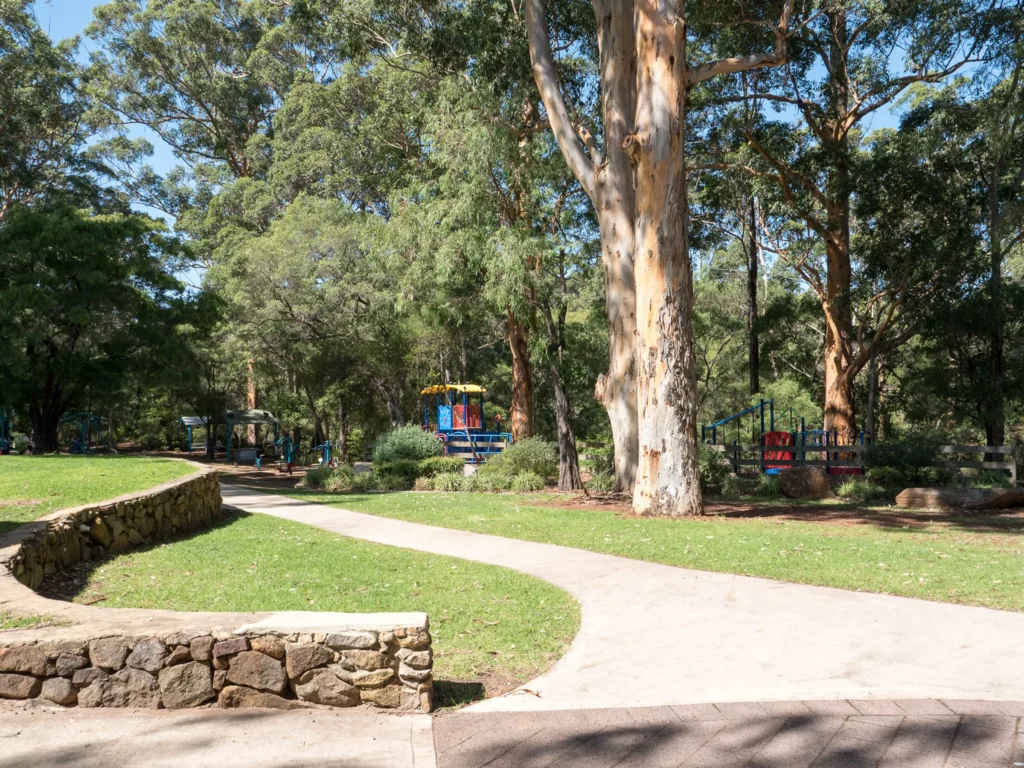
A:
[763,431,794,470]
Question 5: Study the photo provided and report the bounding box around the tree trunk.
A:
[593,0,639,493]
[866,350,878,440]
[747,195,760,395]
[508,310,535,441]
[376,381,405,428]
[986,183,1005,450]
[337,399,348,463]
[630,9,703,517]
[246,357,258,445]
[552,367,583,491]
[304,387,325,446]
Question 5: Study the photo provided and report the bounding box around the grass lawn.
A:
[275,489,1024,613]
[63,511,579,706]
[0,456,198,536]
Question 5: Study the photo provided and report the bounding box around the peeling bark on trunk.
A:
[823,212,856,443]
[986,186,1005,450]
[630,5,702,517]
[508,310,535,442]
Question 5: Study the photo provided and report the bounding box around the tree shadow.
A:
[435,707,1016,767]
[434,680,486,709]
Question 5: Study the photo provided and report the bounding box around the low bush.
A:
[510,471,546,492]
[459,474,479,492]
[433,472,463,492]
[579,443,614,475]
[862,442,938,482]
[416,456,466,477]
[478,437,556,480]
[586,472,615,493]
[139,434,163,451]
[699,445,731,491]
[413,476,433,491]
[13,434,29,454]
[475,473,512,492]
[300,465,356,491]
[350,472,378,492]
[753,474,782,498]
[373,459,422,486]
[372,426,443,463]
[719,475,745,496]
[866,466,908,488]
[836,478,888,502]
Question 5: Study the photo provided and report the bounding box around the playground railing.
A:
[706,443,1017,485]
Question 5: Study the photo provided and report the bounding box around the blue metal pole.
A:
[770,399,775,431]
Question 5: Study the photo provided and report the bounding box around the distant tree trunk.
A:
[541,298,583,491]
[508,310,535,441]
[304,387,325,446]
[337,399,348,463]
[246,357,258,444]
[866,351,878,440]
[986,181,1005,451]
[28,374,63,454]
[747,195,760,396]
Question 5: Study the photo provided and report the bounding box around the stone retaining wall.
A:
[7,466,223,590]
[0,623,432,712]
[0,462,433,712]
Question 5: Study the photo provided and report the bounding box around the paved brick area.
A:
[434,700,1024,768]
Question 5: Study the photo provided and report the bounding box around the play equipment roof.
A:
[420,384,487,395]
[223,409,279,425]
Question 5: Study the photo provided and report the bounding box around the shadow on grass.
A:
[434,680,486,709]
[0,520,26,538]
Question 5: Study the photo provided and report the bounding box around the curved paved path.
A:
[222,486,1024,713]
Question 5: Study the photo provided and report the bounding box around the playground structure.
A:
[421,384,512,462]
[312,439,336,467]
[61,412,112,454]
[701,399,870,476]
[0,408,12,454]
[179,416,213,453]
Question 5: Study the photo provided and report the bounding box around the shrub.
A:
[350,472,378,492]
[300,466,355,491]
[866,466,908,488]
[373,459,422,485]
[413,476,433,491]
[970,470,1012,489]
[699,445,731,491]
[719,475,745,496]
[862,442,937,481]
[754,474,781,498]
[836,478,887,502]
[433,472,463,492]
[586,472,615,493]
[372,426,443,463]
[301,466,335,490]
[416,456,466,477]
[510,471,546,492]
[915,466,953,487]
[478,437,556,479]
[139,434,163,451]
[13,434,29,454]
[475,473,512,492]
[579,444,614,475]
[459,474,479,492]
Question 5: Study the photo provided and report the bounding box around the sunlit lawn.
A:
[69,511,580,704]
[0,456,198,535]
[279,488,1024,613]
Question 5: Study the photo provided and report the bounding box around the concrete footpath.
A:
[222,486,1024,711]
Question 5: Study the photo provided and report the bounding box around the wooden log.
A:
[895,487,1024,510]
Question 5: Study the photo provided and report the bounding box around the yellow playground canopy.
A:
[420,384,487,395]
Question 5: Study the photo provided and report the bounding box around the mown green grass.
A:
[281,489,1024,613]
[70,511,579,700]
[0,456,197,535]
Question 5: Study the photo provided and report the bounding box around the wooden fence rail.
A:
[578,441,1018,485]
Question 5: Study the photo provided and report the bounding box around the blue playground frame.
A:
[61,412,109,454]
[421,384,512,462]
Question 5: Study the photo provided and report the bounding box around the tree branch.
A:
[687,0,796,85]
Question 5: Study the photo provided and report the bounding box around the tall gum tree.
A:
[525,0,796,514]
[737,0,999,442]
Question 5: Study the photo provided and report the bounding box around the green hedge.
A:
[372,426,443,462]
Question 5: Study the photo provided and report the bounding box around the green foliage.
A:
[836,479,888,502]
[12,435,29,455]
[479,437,556,480]
[300,465,357,492]
[698,445,731,491]
[863,443,939,482]
[433,472,463,492]
[475,473,513,492]
[866,467,909,488]
[416,457,467,477]
[373,459,422,485]
[373,426,443,463]
[719,475,746,496]
[585,472,615,493]
[413,476,433,491]
[510,471,546,492]
[754,475,782,498]
[138,434,163,451]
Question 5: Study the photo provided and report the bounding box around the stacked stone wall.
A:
[0,462,432,712]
